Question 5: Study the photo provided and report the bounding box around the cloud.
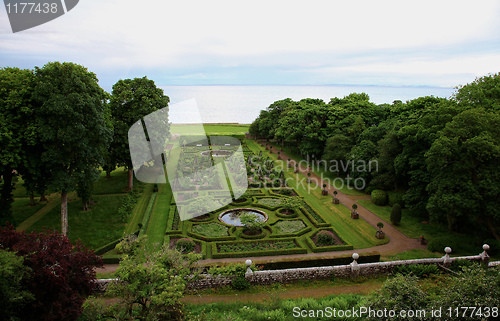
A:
[1,0,499,86]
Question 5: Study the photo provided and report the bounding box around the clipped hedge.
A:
[211,238,307,259]
[427,236,459,254]
[186,230,236,242]
[299,207,330,228]
[371,189,388,206]
[305,228,353,253]
[257,251,381,270]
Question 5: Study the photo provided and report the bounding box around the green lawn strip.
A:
[15,196,61,232]
[358,199,478,255]
[145,184,173,246]
[382,249,442,261]
[93,168,130,195]
[28,194,126,249]
[123,183,154,236]
[171,124,249,134]
[11,198,46,228]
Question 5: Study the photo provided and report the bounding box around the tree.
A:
[32,62,112,236]
[109,77,170,190]
[0,224,102,321]
[426,108,500,232]
[391,203,402,225]
[240,213,265,234]
[108,237,201,320]
[0,67,35,224]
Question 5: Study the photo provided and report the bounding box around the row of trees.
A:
[0,62,170,235]
[249,73,500,234]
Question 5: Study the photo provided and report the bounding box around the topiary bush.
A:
[390,203,402,225]
[175,238,195,253]
[316,230,334,246]
[427,236,459,254]
[371,189,388,206]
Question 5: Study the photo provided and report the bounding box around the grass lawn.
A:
[11,198,46,227]
[358,199,479,255]
[382,249,442,261]
[170,124,249,134]
[28,194,127,249]
[93,168,130,195]
[145,183,173,246]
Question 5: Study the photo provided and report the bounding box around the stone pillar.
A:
[245,259,254,279]
[350,253,360,277]
[442,247,452,266]
[480,244,490,266]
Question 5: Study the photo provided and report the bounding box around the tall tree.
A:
[0,67,35,224]
[426,108,500,232]
[109,77,169,190]
[32,62,112,236]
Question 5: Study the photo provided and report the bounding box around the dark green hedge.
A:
[305,237,354,253]
[257,251,381,270]
[186,230,236,242]
[300,207,330,228]
[211,238,307,259]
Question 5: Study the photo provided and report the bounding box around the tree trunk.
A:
[39,192,47,202]
[29,192,36,207]
[82,201,88,212]
[0,168,14,223]
[106,171,111,179]
[127,169,133,191]
[61,191,68,236]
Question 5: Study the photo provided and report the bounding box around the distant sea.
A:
[159,85,455,124]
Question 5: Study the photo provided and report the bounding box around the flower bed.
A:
[274,219,306,234]
[192,222,229,237]
[256,197,283,207]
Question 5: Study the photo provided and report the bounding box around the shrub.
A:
[390,203,402,225]
[364,185,376,195]
[316,230,335,246]
[279,189,293,196]
[392,264,440,278]
[388,191,405,208]
[371,189,388,206]
[427,236,459,254]
[231,275,250,290]
[176,238,195,253]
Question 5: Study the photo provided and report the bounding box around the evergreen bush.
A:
[371,189,388,206]
[390,203,402,225]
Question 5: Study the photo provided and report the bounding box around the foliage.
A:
[316,230,334,246]
[240,213,265,233]
[427,236,459,254]
[392,264,440,278]
[281,196,304,210]
[0,249,34,320]
[390,203,402,225]
[257,197,283,207]
[32,62,112,235]
[371,189,387,206]
[432,264,500,317]
[176,238,196,253]
[217,240,298,253]
[0,224,102,321]
[274,220,306,234]
[107,237,202,321]
[192,223,229,237]
[366,274,429,321]
[387,191,405,208]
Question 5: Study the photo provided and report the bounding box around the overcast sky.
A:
[1,0,500,87]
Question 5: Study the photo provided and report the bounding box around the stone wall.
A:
[96,244,496,291]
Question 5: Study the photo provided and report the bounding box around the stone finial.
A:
[351,253,360,272]
[443,247,452,264]
[245,259,253,275]
[481,244,490,265]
